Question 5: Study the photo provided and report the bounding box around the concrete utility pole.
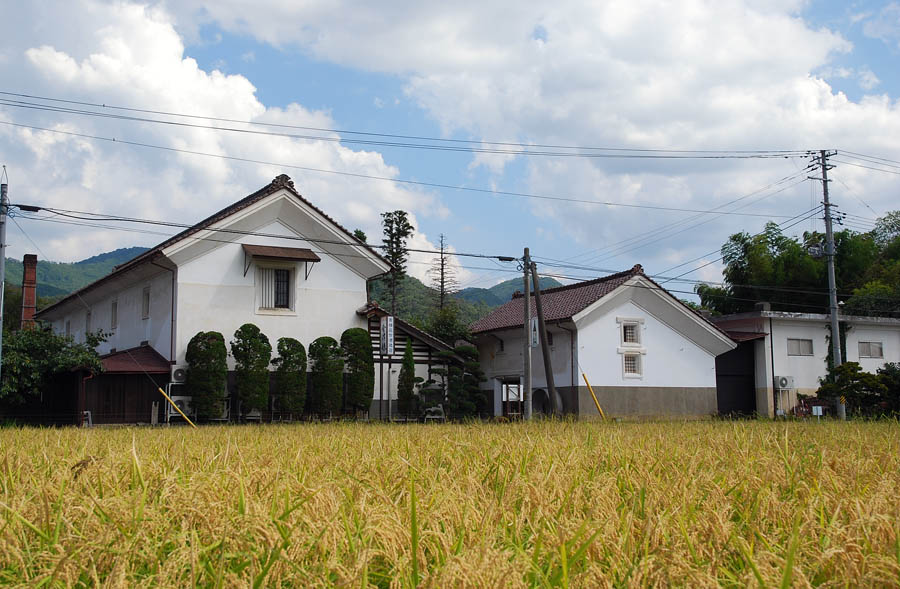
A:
[531,262,558,415]
[522,248,532,420]
[0,173,7,384]
[816,150,846,420]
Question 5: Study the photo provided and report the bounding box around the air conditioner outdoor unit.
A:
[775,375,795,389]
[171,365,188,383]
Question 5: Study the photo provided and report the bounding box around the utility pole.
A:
[0,172,7,384]
[531,262,558,415]
[522,248,532,420]
[816,150,846,420]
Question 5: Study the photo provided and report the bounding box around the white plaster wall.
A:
[768,320,829,394]
[845,326,900,373]
[48,269,173,360]
[477,327,576,390]
[373,362,434,402]
[577,300,717,388]
[174,221,368,368]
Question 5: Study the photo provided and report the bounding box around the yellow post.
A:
[158,387,198,429]
[581,372,606,420]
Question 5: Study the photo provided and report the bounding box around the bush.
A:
[817,362,887,414]
[876,363,900,413]
[185,331,228,420]
[341,328,374,414]
[309,336,343,416]
[444,345,487,418]
[1,328,105,407]
[273,337,307,415]
[230,324,272,416]
[397,338,420,416]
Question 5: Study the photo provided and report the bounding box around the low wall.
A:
[562,385,718,418]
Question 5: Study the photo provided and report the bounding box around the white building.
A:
[713,308,900,417]
[470,265,737,418]
[36,174,392,423]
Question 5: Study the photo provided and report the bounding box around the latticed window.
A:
[623,323,639,344]
[258,267,293,310]
[624,353,641,375]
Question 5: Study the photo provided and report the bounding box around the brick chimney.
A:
[21,254,37,329]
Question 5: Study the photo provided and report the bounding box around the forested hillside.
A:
[4,247,148,298]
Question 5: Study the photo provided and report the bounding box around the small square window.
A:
[85,310,92,334]
[787,338,813,356]
[547,331,554,346]
[624,353,641,375]
[859,341,883,358]
[623,323,639,344]
[142,287,151,319]
[111,300,118,330]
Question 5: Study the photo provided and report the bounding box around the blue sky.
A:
[2,0,899,294]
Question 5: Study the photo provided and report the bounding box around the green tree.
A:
[230,323,272,416]
[424,304,469,345]
[817,362,887,414]
[443,345,486,419]
[877,363,900,413]
[1,328,105,407]
[185,331,228,420]
[341,328,374,414]
[273,337,307,415]
[397,338,419,415]
[381,210,415,315]
[308,336,343,416]
[353,228,368,243]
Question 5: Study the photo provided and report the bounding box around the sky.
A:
[1,0,899,297]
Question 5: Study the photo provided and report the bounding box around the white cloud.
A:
[857,68,881,91]
[862,3,900,47]
[1,1,449,273]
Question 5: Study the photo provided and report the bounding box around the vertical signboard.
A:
[530,316,539,348]
[380,316,395,356]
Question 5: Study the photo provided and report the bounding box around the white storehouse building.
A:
[36,174,392,424]
[469,265,737,418]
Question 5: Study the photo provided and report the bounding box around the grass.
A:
[0,420,898,587]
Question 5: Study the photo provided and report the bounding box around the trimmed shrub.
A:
[397,338,420,416]
[230,323,272,416]
[273,337,307,414]
[309,336,343,416]
[185,331,228,420]
[341,327,374,414]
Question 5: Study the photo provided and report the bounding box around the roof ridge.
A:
[512,264,642,299]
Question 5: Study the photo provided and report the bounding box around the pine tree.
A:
[381,210,414,316]
[397,338,418,416]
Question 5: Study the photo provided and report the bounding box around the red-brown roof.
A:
[101,346,171,374]
[242,244,321,262]
[469,265,642,334]
[37,174,389,318]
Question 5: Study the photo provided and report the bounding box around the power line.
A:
[1,119,811,220]
[0,91,812,158]
[831,158,900,177]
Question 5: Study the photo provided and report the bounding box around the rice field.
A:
[0,420,898,587]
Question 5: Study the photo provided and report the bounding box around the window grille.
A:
[258,267,293,310]
[624,353,641,375]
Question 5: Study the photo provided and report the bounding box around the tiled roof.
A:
[37,175,390,318]
[357,302,457,354]
[101,346,171,374]
[469,265,642,334]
